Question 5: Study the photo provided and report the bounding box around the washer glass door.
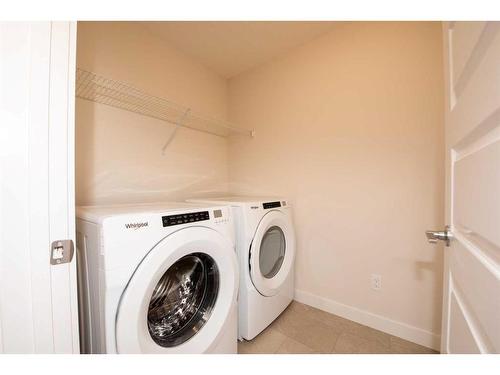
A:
[147,253,219,348]
[115,227,238,353]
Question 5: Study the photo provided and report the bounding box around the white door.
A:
[249,210,295,297]
[436,21,500,354]
[0,22,79,353]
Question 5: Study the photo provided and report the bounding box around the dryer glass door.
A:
[249,210,295,297]
[259,226,286,279]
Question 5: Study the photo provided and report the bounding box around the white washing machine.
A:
[75,202,239,354]
[187,196,295,340]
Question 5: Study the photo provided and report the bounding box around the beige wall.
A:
[228,22,445,337]
[76,22,229,205]
[76,21,445,342]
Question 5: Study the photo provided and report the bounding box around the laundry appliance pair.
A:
[76,197,295,354]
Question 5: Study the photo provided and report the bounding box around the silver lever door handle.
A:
[425,225,452,247]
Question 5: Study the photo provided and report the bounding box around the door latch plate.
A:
[50,239,74,265]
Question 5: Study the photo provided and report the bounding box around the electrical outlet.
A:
[371,274,382,291]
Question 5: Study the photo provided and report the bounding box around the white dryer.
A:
[76,202,239,353]
[187,197,295,340]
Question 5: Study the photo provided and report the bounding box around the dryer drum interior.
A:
[147,252,219,347]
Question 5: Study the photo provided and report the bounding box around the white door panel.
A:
[441,21,500,354]
[450,241,500,351]
[449,23,500,144]
[0,22,78,353]
[1,22,50,353]
[451,22,486,88]
[454,139,500,253]
[448,292,481,354]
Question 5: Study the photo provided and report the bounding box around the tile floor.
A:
[238,301,438,354]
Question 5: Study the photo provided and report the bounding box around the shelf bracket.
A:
[161,108,191,155]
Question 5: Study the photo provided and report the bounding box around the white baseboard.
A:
[294,289,441,351]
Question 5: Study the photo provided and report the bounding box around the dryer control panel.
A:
[162,211,209,227]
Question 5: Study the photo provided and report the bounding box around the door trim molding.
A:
[294,289,441,351]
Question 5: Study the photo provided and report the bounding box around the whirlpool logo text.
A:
[125,222,149,230]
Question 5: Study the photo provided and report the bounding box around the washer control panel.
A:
[162,211,209,227]
[263,201,281,209]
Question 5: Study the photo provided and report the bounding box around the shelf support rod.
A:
[161,108,191,155]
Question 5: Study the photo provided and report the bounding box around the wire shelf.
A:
[75,68,254,138]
